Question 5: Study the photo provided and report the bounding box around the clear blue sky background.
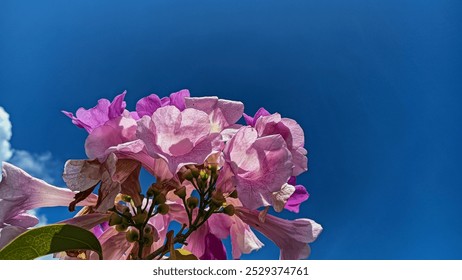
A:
[1,0,461,259]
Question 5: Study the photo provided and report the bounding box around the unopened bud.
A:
[199,170,209,181]
[211,191,225,207]
[149,183,162,196]
[207,164,218,173]
[187,197,199,209]
[116,224,128,232]
[154,193,166,205]
[157,204,170,215]
[143,235,154,247]
[126,228,139,243]
[108,212,123,226]
[144,225,154,235]
[189,166,200,178]
[181,170,194,181]
[133,211,148,226]
[223,205,235,216]
[146,188,155,197]
[174,186,186,199]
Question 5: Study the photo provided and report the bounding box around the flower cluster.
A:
[0,90,322,260]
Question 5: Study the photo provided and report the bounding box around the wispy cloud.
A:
[10,150,61,184]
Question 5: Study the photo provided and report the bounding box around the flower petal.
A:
[236,207,322,260]
[0,162,96,225]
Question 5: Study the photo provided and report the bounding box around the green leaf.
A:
[169,249,198,260]
[0,224,103,260]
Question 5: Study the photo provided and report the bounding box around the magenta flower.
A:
[284,176,309,213]
[243,107,271,127]
[62,91,127,133]
[135,89,190,118]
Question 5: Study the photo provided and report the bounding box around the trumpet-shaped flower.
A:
[62,92,127,133]
[236,207,322,259]
[0,162,97,248]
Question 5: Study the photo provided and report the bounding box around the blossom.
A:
[255,113,308,176]
[55,89,322,260]
[62,91,127,133]
[137,106,219,174]
[284,177,309,213]
[185,96,244,133]
[243,107,270,127]
[236,207,322,260]
[224,126,293,210]
[0,162,97,248]
[135,89,190,118]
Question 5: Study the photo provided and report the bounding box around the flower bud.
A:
[157,204,170,215]
[174,186,186,199]
[189,166,200,178]
[211,191,225,207]
[207,164,218,174]
[149,183,162,196]
[133,211,148,226]
[146,188,155,197]
[154,193,166,205]
[126,228,139,243]
[199,170,209,181]
[181,170,194,181]
[223,205,235,216]
[144,225,154,235]
[187,197,199,209]
[108,212,123,226]
[116,224,128,232]
[143,235,154,247]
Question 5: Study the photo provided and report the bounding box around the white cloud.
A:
[0,107,13,162]
[1,106,61,183]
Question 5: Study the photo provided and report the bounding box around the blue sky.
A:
[1,0,461,259]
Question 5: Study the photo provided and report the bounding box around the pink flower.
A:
[185,96,244,132]
[0,162,97,248]
[137,106,219,174]
[85,116,138,161]
[224,126,293,209]
[255,113,308,176]
[236,207,322,259]
[62,91,127,133]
